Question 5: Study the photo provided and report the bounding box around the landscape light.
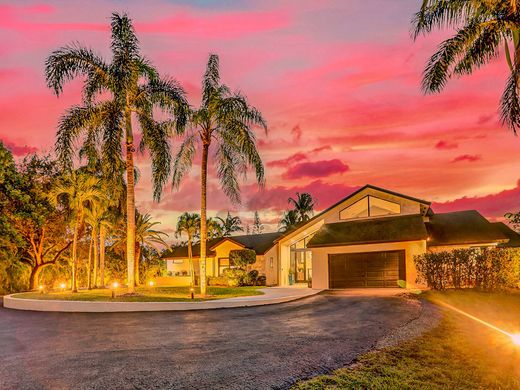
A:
[149,281,155,287]
[112,282,119,289]
[111,282,119,299]
[511,334,520,346]
[59,283,66,291]
[190,287,194,300]
[38,285,44,294]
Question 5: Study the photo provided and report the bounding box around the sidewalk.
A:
[3,287,323,313]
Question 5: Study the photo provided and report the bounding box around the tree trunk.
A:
[125,108,136,294]
[87,234,93,290]
[134,242,140,286]
[188,237,195,288]
[99,225,106,287]
[199,143,209,295]
[71,214,81,293]
[29,264,43,291]
[93,226,99,288]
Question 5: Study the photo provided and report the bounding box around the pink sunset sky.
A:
[2,0,520,236]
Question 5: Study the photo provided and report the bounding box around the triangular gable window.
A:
[340,196,401,220]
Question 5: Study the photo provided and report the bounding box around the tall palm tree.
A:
[46,13,189,293]
[216,211,243,237]
[134,212,168,286]
[176,212,200,287]
[412,0,520,131]
[172,54,266,295]
[50,172,101,292]
[288,192,315,223]
[278,209,299,232]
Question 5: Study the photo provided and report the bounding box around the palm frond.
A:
[500,69,520,134]
[172,132,197,190]
[202,54,220,107]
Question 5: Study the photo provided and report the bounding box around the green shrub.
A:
[223,268,247,287]
[207,276,229,287]
[229,249,256,268]
[415,248,520,291]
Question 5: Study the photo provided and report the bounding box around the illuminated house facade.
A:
[163,185,520,289]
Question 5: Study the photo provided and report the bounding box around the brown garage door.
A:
[328,250,405,288]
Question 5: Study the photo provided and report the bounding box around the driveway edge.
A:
[2,288,323,313]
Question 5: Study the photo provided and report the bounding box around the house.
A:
[163,185,520,289]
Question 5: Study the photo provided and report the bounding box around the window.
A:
[340,196,400,220]
[218,258,235,276]
[173,259,184,264]
[269,257,274,268]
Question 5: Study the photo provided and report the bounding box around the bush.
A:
[229,249,256,268]
[256,275,267,286]
[207,276,229,287]
[414,248,520,291]
[242,270,259,286]
[223,268,247,287]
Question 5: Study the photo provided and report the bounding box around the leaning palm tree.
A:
[50,171,101,292]
[217,211,243,237]
[412,0,520,131]
[176,212,200,288]
[288,192,315,223]
[46,13,189,293]
[172,54,266,295]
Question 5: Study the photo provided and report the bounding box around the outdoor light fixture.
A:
[511,334,520,346]
[111,282,119,299]
[149,281,155,287]
[38,285,44,294]
[190,287,194,300]
[59,283,66,291]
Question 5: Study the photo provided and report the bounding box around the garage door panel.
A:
[328,250,405,289]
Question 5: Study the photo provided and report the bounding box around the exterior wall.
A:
[428,243,499,253]
[263,246,279,286]
[212,240,245,276]
[309,240,427,289]
[166,259,191,276]
[155,276,192,287]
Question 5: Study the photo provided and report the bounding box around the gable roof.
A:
[275,184,431,243]
[307,214,428,248]
[492,222,520,247]
[162,232,283,259]
[426,210,508,246]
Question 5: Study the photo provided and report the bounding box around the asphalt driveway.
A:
[0,292,421,389]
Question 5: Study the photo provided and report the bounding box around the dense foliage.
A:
[414,248,520,290]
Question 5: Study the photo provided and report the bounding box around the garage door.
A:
[328,250,405,288]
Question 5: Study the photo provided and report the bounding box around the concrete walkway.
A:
[3,287,322,313]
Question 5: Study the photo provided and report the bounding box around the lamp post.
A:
[190,287,194,300]
[149,281,155,287]
[38,285,44,294]
[59,283,66,292]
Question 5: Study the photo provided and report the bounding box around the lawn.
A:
[294,290,520,389]
[13,286,264,302]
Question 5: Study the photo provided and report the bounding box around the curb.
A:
[2,289,323,313]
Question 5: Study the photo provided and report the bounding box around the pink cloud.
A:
[291,124,302,141]
[267,152,307,167]
[282,159,349,180]
[435,140,458,150]
[451,154,482,163]
[1,138,38,156]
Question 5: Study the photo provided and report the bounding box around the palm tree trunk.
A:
[99,225,106,287]
[87,234,93,290]
[199,143,209,296]
[134,242,140,286]
[188,237,195,288]
[93,226,98,288]
[71,215,81,293]
[125,108,136,294]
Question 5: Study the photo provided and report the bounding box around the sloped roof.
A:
[426,210,508,246]
[492,222,520,247]
[162,232,283,259]
[307,214,428,248]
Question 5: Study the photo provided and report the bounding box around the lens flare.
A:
[436,300,520,346]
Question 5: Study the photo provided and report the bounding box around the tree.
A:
[50,171,101,292]
[134,212,168,285]
[505,211,520,231]
[288,192,315,222]
[229,249,256,269]
[278,209,299,232]
[252,211,264,235]
[412,0,520,131]
[46,12,189,293]
[216,212,243,237]
[176,212,200,287]
[172,54,266,295]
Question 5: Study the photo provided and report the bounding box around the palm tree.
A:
[412,0,520,131]
[288,192,315,223]
[134,212,168,286]
[172,54,266,295]
[46,13,189,293]
[50,171,101,292]
[216,212,243,237]
[278,209,299,232]
[176,212,200,287]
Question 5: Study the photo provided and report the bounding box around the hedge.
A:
[414,247,520,291]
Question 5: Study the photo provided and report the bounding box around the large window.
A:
[218,258,235,276]
[289,233,315,283]
[339,196,400,220]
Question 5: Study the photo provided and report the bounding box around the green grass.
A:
[294,290,520,390]
[13,286,263,302]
